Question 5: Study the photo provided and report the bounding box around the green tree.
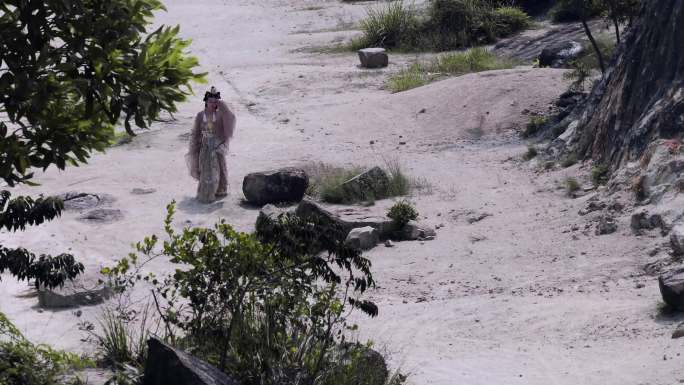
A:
[0,0,205,289]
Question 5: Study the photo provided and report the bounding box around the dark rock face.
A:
[659,268,684,311]
[242,168,308,206]
[538,41,583,68]
[143,337,238,385]
[358,48,388,69]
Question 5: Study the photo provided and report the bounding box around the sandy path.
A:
[1,1,682,384]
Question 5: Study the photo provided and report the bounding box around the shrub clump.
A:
[565,177,581,196]
[591,164,610,186]
[523,145,538,160]
[523,115,547,137]
[354,0,531,52]
[387,199,418,228]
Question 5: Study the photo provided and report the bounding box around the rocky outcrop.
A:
[143,337,238,385]
[38,285,112,309]
[242,168,308,206]
[358,48,388,69]
[671,225,684,255]
[659,268,684,311]
[538,41,583,68]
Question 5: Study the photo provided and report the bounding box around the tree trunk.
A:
[574,0,684,169]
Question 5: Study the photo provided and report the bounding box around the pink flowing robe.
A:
[186,101,236,202]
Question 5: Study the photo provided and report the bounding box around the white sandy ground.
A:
[1,0,683,384]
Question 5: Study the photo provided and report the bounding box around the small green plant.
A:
[523,115,547,137]
[564,177,581,196]
[523,145,538,160]
[560,153,578,168]
[387,64,430,92]
[493,6,531,36]
[1,312,92,385]
[387,200,418,228]
[591,164,609,186]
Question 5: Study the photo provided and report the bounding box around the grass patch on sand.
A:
[388,47,515,92]
[302,159,426,204]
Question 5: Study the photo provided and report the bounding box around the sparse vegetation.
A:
[523,115,547,137]
[388,48,515,92]
[303,160,415,203]
[102,202,388,385]
[523,145,538,160]
[0,312,92,385]
[591,164,610,186]
[352,0,531,52]
[564,177,581,196]
[387,200,418,228]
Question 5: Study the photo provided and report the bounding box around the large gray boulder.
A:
[358,48,388,69]
[243,168,308,206]
[143,337,238,385]
[538,41,583,68]
[340,166,391,202]
[345,226,379,250]
[402,220,437,240]
[659,267,684,310]
[671,225,684,255]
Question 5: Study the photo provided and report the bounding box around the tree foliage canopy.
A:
[0,0,205,289]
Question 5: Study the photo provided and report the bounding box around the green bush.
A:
[523,145,538,160]
[591,164,609,186]
[551,0,604,22]
[103,203,379,385]
[561,153,578,168]
[387,200,418,228]
[523,115,547,137]
[565,177,581,196]
[493,6,531,36]
[387,63,430,92]
[356,0,418,49]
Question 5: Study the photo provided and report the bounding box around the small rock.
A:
[384,240,394,248]
[418,108,426,114]
[539,41,584,68]
[467,212,492,224]
[635,283,645,289]
[659,267,684,310]
[358,48,388,69]
[672,323,684,339]
[595,215,618,235]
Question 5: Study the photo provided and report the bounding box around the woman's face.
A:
[206,98,218,112]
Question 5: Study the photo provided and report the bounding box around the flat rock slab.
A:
[78,208,124,223]
[243,167,309,206]
[358,48,388,69]
[38,285,112,309]
[131,188,157,195]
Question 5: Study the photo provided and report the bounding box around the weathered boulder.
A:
[143,337,238,385]
[340,167,390,202]
[630,211,667,234]
[402,221,437,241]
[345,226,379,250]
[671,225,684,255]
[242,168,308,206]
[358,48,388,69]
[58,192,104,210]
[538,41,583,68]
